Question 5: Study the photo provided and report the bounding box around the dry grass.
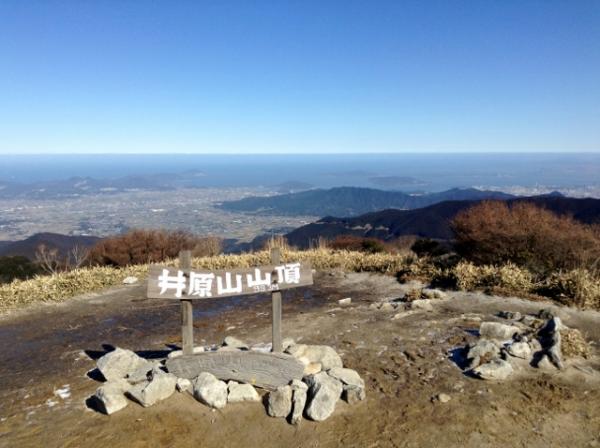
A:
[2,247,599,315]
[0,249,411,315]
[450,261,534,293]
[560,328,591,359]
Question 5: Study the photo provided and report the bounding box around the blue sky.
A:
[1,1,599,154]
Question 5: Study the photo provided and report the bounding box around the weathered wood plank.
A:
[271,248,283,353]
[179,251,195,356]
[166,351,305,390]
[147,262,313,300]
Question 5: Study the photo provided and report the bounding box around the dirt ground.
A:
[1,271,599,448]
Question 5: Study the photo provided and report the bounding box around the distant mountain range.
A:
[0,171,210,199]
[218,187,517,217]
[0,233,101,260]
[285,196,600,248]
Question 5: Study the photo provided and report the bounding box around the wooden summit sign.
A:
[146,249,312,387]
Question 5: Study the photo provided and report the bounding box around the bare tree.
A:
[69,244,90,269]
[35,244,61,275]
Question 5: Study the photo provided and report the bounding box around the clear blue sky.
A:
[1,1,599,154]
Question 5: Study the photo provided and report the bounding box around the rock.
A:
[217,345,241,352]
[286,344,342,371]
[282,338,295,351]
[379,302,395,312]
[479,322,521,340]
[249,342,273,353]
[435,393,451,403]
[343,385,366,404]
[328,368,366,404]
[507,341,532,359]
[466,339,500,369]
[267,385,292,418]
[290,379,308,425]
[473,359,513,380]
[176,378,192,393]
[126,363,155,385]
[193,372,228,409]
[498,311,522,321]
[223,336,248,350]
[543,317,565,370]
[408,299,433,311]
[122,276,138,285]
[227,381,260,403]
[338,297,352,306]
[304,362,322,375]
[97,347,153,382]
[327,367,365,389]
[304,372,343,421]
[167,346,205,359]
[521,315,541,327]
[538,309,555,320]
[127,369,177,407]
[94,379,130,415]
[529,338,543,352]
[422,288,448,300]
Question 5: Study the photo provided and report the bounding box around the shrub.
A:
[330,235,386,253]
[411,238,449,257]
[537,269,600,309]
[452,201,600,275]
[88,229,218,267]
[0,256,41,283]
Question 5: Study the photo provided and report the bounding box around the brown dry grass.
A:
[560,328,591,359]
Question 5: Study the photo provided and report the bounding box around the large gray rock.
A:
[193,372,228,409]
[408,299,433,311]
[290,379,308,425]
[267,385,292,418]
[227,381,260,403]
[94,379,130,415]
[543,317,565,370]
[176,378,192,394]
[328,367,366,404]
[343,385,366,404]
[223,336,248,350]
[473,359,513,380]
[126,363,156,385]
[479,322,521,340]
[466,339,500,369]
[327,367,364,389]
[97,347,153,382]
[305,372,343,421]
[507,341,532,359]
[286,344,342,371]
[127,369,177,407]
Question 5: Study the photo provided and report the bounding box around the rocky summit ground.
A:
[1,272,599,448]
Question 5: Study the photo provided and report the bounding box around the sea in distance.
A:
[1,153,599,192]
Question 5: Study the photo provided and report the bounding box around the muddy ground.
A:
[1,272,599,448]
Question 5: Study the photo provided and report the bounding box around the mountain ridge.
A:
[285,195,600,248]
[218,186,516,217]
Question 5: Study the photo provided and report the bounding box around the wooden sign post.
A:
[270,247,283,353]
[147,249,313,356]
[179,250,194,355]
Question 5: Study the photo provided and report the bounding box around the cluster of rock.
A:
[369,287,448,314]
[463,310,568,381]
[90,338,365,424]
